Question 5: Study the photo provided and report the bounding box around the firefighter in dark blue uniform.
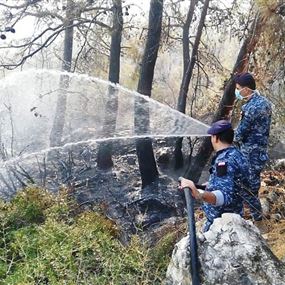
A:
[180,120,250,232]
[234,73,272,222]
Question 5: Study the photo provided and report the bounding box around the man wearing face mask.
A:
[234,72,272,226]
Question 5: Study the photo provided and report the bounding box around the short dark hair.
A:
[215,128,234,144]
[234,72,256,90]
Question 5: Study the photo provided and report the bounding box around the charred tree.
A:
[97,0,123,169]
[174,0,210,169]
[173,0,197,170]
[135,0,163,188]
[184,13,266,182]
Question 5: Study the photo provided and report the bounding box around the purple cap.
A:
[234,72,256,90]
[207,120,232,135]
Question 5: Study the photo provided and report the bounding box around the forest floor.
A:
[1,139,284,261]
[67,141,285,261]
[76,153,285,262]
[259,169,285,260]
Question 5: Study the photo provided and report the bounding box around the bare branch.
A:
[1,29,60,69]
[73,23,92,72]
[0,15,111,69]
[78,17,111,30]
[0,24,63,49]
[82,6,112,13]
[25,11,64,22]
[0,2,28,9]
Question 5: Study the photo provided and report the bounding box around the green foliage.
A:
[3,187,53,228]
[151,232,177,267]
[0,187,174,284]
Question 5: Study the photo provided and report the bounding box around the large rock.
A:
[270,141,285,160]
[165,213,285,285]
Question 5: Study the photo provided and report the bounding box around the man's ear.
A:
[215,135,219,144]
[212,135,218,143]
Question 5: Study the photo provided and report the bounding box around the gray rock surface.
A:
[273,158,285,170]
[270,141,285,160]
[165,213,285,285]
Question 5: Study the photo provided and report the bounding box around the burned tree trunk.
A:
[97,0,123,169]
[174,0,210,169]
[185,13,266,182]
[135,0,163,188]
[174,0,197,170]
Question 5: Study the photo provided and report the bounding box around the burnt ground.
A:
[0,139,189,242]
[1,139,285,259]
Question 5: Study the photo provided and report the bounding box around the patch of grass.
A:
[149,232,178,278]
[0,186,174,284]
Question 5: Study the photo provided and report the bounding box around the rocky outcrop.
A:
[165,213,285,285]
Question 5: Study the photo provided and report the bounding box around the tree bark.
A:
[135,0,163,188]
[174,0,210,169]
[97,0,123,169]
[49,0,74,147]
[184,13,266,182]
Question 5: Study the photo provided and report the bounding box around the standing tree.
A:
[97,0,123,169]
[135,0,164,188]
[49,0,74,147]
[174,0,210,169]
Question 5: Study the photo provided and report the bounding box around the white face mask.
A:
[235,87,245,100]
[235,87,254,100]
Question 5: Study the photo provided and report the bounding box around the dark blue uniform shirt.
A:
[235,91,272,152]
[202,146,250,231]
[234,91,272,220]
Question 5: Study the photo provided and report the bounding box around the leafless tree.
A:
[97,0,123,169]
[174,0,210,169]
[135,0,164,188]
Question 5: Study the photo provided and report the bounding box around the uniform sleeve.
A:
[207,161,236,207]
[234,107,255,144]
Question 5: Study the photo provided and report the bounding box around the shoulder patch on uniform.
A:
[217,161,227,176]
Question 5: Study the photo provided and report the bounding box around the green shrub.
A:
[2,187,54,229]
[0,186,176,284]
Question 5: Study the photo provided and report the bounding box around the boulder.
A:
[270,141,285,160]
[165,213,285,285]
